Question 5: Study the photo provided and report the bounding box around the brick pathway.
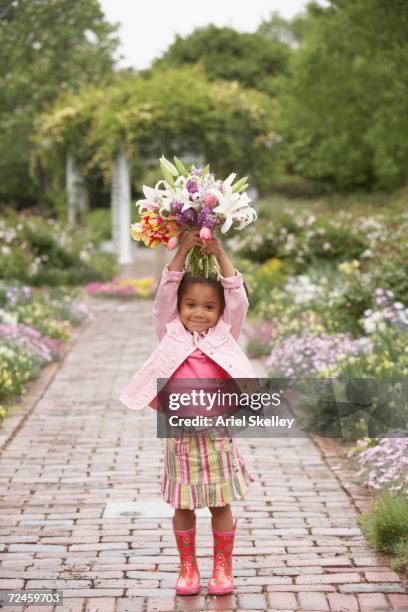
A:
[1,256,407,611]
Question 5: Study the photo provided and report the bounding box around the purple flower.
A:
[266,332,373,377]
[170,200,183,214]
[185,179,198,194]
[176,208,196,225]
[197,206,217,229]
[356,438,408,495]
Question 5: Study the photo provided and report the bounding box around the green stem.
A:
[183,244,223,279]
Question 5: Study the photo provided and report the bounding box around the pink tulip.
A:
[167,236,179,250]
[200,227,212,242]
[206,195,218,208]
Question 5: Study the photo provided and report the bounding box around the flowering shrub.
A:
[361,288,408,334]
[266,331,372,377]
[283,274,327,305]
[245,308,326,358]
[348,437,408,495]
[0,323,64,363]
[0,340,34,401]
[0,210,117,286]
[323,319,408,379]
[85,277,156,298]
[368,214,408,304]
[231,208,369,268]
[0,281,90,414]
[0,326,65,401]
[246,258,290,308]
[244,320,278,357]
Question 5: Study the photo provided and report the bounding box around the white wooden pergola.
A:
[65,146,209,270]
[66,139,132,265]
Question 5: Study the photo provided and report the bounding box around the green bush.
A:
[358,491,408,573]
[0,209,117,286]
[86,208,112,242]
[369,218,408,304]
[246,258,292,309]
[231,209,369,269]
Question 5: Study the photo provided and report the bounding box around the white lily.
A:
[149,176,193,213]
[166,174,200,212]
[136,185,162,211]
[137,180,176,213]
[233,205,258,230]
[209,178,254,233]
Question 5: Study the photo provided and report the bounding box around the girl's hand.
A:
[200,236,225,258]
[201,237,236,276]
[179,229,203,254]
[168,229,202,272]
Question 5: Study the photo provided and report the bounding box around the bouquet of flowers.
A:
[130,156,257,278]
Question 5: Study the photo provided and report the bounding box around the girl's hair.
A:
[177,273,225,312]
[176,272,249,312]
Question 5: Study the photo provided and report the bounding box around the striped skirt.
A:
[161,431,255,509]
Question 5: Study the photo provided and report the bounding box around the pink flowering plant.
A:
[0,281,90,411]
[0,325,65,401]
[131,156,256,278]
[266,331,373,377]
[85,277,156,299]
[347,437,408,496]
[361,288,408,334]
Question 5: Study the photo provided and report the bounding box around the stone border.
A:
[310,434,374,512]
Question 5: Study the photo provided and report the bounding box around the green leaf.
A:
[160,155,178,176]
[231,177,248,193]
[203,164,210,174]
[173,156,188,177]
[160,161,175,187]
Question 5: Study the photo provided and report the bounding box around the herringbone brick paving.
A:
[0,254,407,611]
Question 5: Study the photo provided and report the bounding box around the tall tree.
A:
[275,0,408,190]
[257,9,313,48]
[152,24,290,96]
[0,0,120,207]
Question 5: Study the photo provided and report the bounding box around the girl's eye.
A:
[206,305,214,310]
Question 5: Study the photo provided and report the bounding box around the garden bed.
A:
[235,205,408,579]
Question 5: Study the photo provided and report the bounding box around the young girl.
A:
[119,229,257,596]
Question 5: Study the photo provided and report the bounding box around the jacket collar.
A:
[165,316,231,346]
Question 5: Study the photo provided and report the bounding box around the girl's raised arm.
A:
[153,230,202,340]
[201,239,249,340]
[220,267,249,341]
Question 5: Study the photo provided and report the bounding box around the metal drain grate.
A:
[103,500,210,518]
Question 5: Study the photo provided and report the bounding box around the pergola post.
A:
[66,151,89,226]
[111,139,132,265]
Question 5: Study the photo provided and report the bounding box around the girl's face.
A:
[179,283,222,334]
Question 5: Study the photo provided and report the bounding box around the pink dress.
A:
[160,330,255,509]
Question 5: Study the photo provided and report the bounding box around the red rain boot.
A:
[207,518,237,595]
[172,516,200,595]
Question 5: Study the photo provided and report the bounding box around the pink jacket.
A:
[119,263,257,412]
